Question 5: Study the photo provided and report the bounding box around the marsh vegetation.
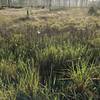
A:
[0,5,100,100]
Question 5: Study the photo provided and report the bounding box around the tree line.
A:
[0,0,99,8]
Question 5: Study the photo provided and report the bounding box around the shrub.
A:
[88,6,97,15]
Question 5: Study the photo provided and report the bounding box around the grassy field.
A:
[0,8,100,100]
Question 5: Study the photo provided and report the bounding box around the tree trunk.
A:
[8,0,11,7]
[69,0,70,8]
[49,0,52,11]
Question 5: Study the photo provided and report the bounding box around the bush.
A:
[88,6,97,15]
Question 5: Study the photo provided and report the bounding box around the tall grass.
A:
[0,16,99,100]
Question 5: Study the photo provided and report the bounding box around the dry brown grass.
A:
[0,8,99,22]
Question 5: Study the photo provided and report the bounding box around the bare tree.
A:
[69,0,71,7]
[75,0,79,7]
[49,0,52,11]
[8,0,12,7]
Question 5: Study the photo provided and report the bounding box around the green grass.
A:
[0,9,99,100]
